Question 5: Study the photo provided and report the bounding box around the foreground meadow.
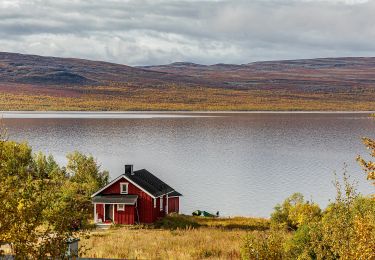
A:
[82,227,245,259]
[81,216,270,259]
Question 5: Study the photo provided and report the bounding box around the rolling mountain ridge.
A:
[0,52,375,111]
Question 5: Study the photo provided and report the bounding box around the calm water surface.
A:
[2,112,374,217]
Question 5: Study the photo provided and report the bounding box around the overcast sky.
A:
[0,0,374,65]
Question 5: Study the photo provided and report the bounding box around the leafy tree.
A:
[311,173,375,259]
[0,140,77,258]
[65,151,109,227]
[283,173,375,260]
[0,142,108,258]
[271,193,321,230]
[251,169,374,260]
[66,151,109,196]
[34,152,66,180]
[357,137,375,186]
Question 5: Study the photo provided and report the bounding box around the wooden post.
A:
[112,204,115,223]
[103,204,106,222]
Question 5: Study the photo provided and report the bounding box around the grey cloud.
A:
[0,0,374,65]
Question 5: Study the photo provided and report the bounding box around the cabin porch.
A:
[92,195,138,225]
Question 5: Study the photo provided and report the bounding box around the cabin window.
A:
[120,182,128,194]
[117,204,125,211]
[160,197,163,211]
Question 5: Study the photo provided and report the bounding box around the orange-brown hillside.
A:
[1,52,375,111]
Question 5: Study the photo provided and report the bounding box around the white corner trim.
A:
[113,204,115,223]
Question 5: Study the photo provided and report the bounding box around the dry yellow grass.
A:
[1,84,375,111]
[81,227,246,260]
[194,216,269,230]
[80,215,270,259]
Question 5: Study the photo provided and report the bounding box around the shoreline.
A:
[1,110,373,119]
[1,110,374,114]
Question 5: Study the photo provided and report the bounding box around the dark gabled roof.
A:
[92,194,138,204]
[91,168,179,199]
[169,191,182,197]
[125,169,174,197]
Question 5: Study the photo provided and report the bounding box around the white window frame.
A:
[120,182,128,194]
[117,204,125,211]
[160,197,163,211]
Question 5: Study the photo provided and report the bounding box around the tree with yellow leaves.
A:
[0,139,108,258]
[357,137,375,186]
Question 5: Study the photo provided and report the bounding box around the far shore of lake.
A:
[0,110,374,119]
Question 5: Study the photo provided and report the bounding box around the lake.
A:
[2,112,374,217]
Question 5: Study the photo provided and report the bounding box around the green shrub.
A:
[271,193,321,230]
[248,169,375,260]
[284,225,310,259]
[154,214,201,230]
[312,195,375,259]
[241,230,288,260]
[286,174,375,259]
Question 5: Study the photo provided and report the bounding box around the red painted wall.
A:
[96,204,104,221]
[99,177,165,224]
[95,203,136,225]
[114,204,135,225]
[168,197,180,213]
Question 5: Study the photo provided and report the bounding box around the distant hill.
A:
[0,52,206,87]
[141,57,375,91]
[0,52,375,111]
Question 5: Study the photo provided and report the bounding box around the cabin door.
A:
[104,204,113,222]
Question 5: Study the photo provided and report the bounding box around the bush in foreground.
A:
[0,138,108,258]
[242,173,375,259]
[154,214,201,229]
[242,137,375,260]
[271,192,322,231]
[241,230,288,260]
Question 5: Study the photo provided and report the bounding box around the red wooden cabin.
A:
[91,165,182,225]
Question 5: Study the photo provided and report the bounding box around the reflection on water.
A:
[3,113,375,217]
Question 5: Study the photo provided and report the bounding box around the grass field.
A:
[1,84,375,111]
[81,215,270,259]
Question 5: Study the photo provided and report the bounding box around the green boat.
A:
[192,210,202,216]
[192,210,217,217]
[202,211,215,217]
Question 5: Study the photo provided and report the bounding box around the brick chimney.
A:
[125,164,134,175]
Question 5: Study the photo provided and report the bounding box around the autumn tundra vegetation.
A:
[0,129,374,259]
[2,53,375,111]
